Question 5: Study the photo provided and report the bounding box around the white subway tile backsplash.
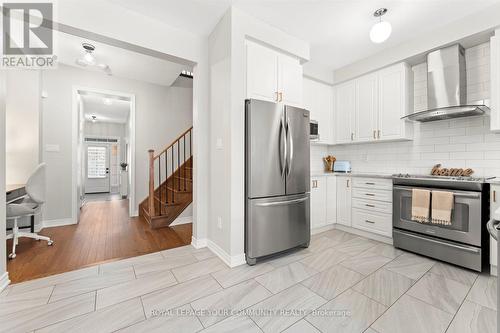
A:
[325,42,498,177]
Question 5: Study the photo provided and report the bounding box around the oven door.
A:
[393,185,483,246]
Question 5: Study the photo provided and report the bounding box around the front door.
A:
[85,144,110,193]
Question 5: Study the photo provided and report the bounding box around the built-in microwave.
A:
[310,120,319,140]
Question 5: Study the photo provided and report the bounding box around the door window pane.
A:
[88,146,107,178]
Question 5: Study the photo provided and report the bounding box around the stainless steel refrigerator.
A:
[245,99,310,265]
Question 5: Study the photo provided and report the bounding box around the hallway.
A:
[6,199,192,283]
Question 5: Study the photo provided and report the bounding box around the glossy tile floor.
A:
[0,229,497,333]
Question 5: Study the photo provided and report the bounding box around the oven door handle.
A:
[393,186,480,199]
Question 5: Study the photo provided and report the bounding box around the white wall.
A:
[6,70,40,184]
[326,42,500,178]
[208,7,310,265]
[41,64,193,222]
[0,73,8,288]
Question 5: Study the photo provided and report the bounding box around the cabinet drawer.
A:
[352,177,392,191]
[352,198,392,214]
[352,187,392,202]
[352,208,392,237]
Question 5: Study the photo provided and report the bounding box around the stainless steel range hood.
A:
[402,44,489,122]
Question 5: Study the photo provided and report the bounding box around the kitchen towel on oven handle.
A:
[431,190,454,225]
[411,189,431,223]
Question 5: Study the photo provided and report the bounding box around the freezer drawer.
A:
[246,193,310,261]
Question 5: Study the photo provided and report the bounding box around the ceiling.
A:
[56,31,189,86]
[80,92,131,124]
[106,0,500,70]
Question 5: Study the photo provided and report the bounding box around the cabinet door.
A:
[491,185,500,269]
[326,176,337,224]
[311,177,327,229]
[356,74,378,142]
[279,54,303,108]
[246,42,278,103]
[336,177,352,226]
[305,78,333,144]
[334,82,356,144]
[378,64,408,140]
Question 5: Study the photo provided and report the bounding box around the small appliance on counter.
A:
[333,160,351,173]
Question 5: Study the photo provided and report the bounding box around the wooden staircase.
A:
[139,127,193,229]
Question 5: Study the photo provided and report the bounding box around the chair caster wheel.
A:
[8,253,16,259]
[48,240,54,246]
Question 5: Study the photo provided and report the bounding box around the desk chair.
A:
[6,163,53,259]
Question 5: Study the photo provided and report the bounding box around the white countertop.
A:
[311,172,393,179]
[488,177,500,185]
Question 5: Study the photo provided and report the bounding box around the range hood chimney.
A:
[402,44,489,122]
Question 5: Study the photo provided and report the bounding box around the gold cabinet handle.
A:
[275,92,279,102]
[347,179,350,188]
[351,133,354,141]
[494,190,497,203]
[365,220,376,224]
[373,130,376,139]
[279,92,283,102]
[377,130,381,139]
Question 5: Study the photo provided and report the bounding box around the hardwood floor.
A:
[6,199,192,283]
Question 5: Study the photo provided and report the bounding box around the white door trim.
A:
[72,86,136,221]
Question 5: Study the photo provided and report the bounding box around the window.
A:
[87,146,107,178]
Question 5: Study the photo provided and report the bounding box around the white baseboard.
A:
[207,240,246,268]
[191,236,207,249]
[490,265,497,276]
[334,224,393,245]
[311,224,335,235]
[0,272,10,292]
[170,216,192,226]
[40,218,76,230]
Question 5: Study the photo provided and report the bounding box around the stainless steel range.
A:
[392,174,491,271]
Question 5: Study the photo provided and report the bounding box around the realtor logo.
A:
[2,2,56,68]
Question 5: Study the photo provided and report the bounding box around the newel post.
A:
[148,149,155,216]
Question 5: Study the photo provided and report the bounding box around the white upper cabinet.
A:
[356,73,378,142]
[246,41,279,103]
[334,81,356,144]
[303,78,333,144]
[279,55,303,107]
[246,41,303,107]
[491,32,500,132]
[378,63,412,141]
[333,62,413,145]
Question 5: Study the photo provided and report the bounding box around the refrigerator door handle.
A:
[286,116,294,178]
[255,196,308,207]
[280,116,287,178]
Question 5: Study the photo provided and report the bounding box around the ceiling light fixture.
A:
[81,43,96,65]
[103,97,112,105]
[76,42,112,76]
[91,115,97,123]
[370,8,392,44]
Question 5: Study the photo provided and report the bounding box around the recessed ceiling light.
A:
[370,8,392,44]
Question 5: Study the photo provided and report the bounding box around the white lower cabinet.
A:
[490,185,500,273]
[351,177,392,238]
[326,176,337,224]
[311,176,326,229]
[336,177,352,227]
[311,175,337,230]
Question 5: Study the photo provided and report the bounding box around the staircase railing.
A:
[148,127,193,217]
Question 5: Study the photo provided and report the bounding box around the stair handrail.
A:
[148,127,193,217]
